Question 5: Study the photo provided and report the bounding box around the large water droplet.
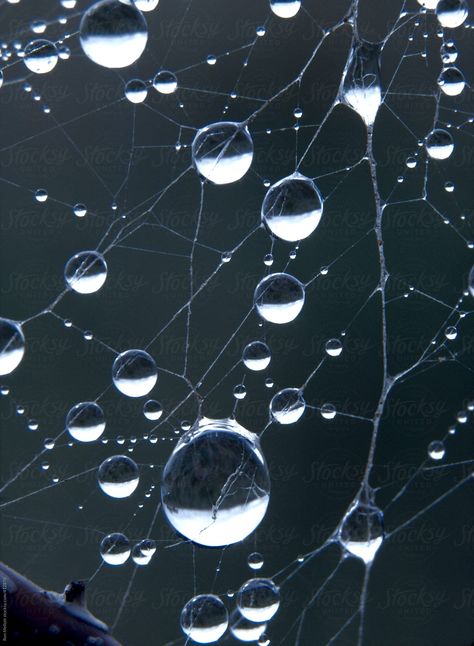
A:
[143,399,162,420]
[125,78,147,103]
[342,40,382,126]
[66,401,105,442]
[325,338,343,357]
[270,388,305,424]
[436,0,468,28]
[100,532,131,565]
[153,70,178,94]
[425,129,454,159]
[98,455,139,498]
[161,417,270,547]
[180,594,228,644]
[254,273,305,324]
[24,40,58,74]
[247,552,264,570]
[80,0,148,69]
[242,341,271,371]
[64,251,107,294]
[192,122,253,185]
[230,610,267,642]
[133,0,159,10]
[261,173,323,242]
[269,0,301,18]
[237,578,280,622]
[0,319,25,376]
[437,66,465,96]
[112,349,157,397]
[338,491,384,564]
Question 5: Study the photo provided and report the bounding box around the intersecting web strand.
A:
[0,1,473,645]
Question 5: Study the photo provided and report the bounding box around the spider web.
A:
[0,0,473,645]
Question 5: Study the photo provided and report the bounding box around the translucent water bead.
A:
[112,349,157,397]
[338,492,384,564]
[0,318,25,375]
[66,401,105,442]
[161,417,270,547]
[436,0,469,28]
[270,388,305,424]
[342,40,382,126]
[180,594,228,644]
[261,173,323,242]
[242,341,271,371]
[98,455,139,498]
[64,251,107,294]
[237,578,280,622]
[192,122,253,184]
[79,0,148,69]
[254,273,305,324]
[269,0,301,19]
[23,40,58,74]
[100,532,130,565]
[426,129,454,160]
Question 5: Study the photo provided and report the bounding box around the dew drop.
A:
[428,440,445,460]
[261,173,323,242]
[112,349,157,397]
[100,532,131,565]
[269,0,301,19]
[247,552,264,570]
[143,399,162,420]
[161,417,270,547]
[342,40,382,126]
[153,70,178,94]
[237,578,280,622]
[270,388,305,424]
[426,129,454,159]
[254,273,305,324]
[79,0,148,69]
[438,66,465,96]
[242,341,271,371]
[125,78,148,103]
[325,338,343,357]
[98,455,139,498]
[0,318,25,376]
[436,0,469,28]
[230,610,267,642]
[192,122,253,185]
[180,594,228,644]
[66,401,105,442]
[65,250,107,294]
[24,39,58,74]
[338,492,384,563]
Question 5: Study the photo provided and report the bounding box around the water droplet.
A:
[406,156,417,169]
[426,128,454,160]
[161,417,270,547]
[457,410,468,423]
[31,20,47,35]
[256,26,266,37]
[342,40,382,126]
[192,121,253,185]
[438,66,465,95]
[131,542,153,565]
[233,384,247,400]
[100,532,131,565]
[66,401,105,442]
[27,419,39,431]
[24,40,58,74]
[80,0,148,69]
[444,326,457,340]
[270,0,301,19]
[428,440,445,460]
[73,203,87,217]
[243,341,271,371]
[270,388,305,424]
[237,578,280,622]
[264,378,274,388]
[98,455,139,498]
[206,54,217,65]
[247,552,264,570]
[261,173,323,242]
[112,349,157,397]
[263,253,274,266]
[325,338,343,357]
[153,70,178,94]
[444,180,455,192]
[125,78,148,103]
[143,399,162,420]
[44,438,55,450]
[180,594,228,643]
[35,188,48,202]
[440,41,458,63]
[437,0,469,28]
[0,319,25,375]
[230,610,267,642]
[338,492,384,563]
[133,0,159,10]
[65,250,107,294]
[254,273,305,324]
